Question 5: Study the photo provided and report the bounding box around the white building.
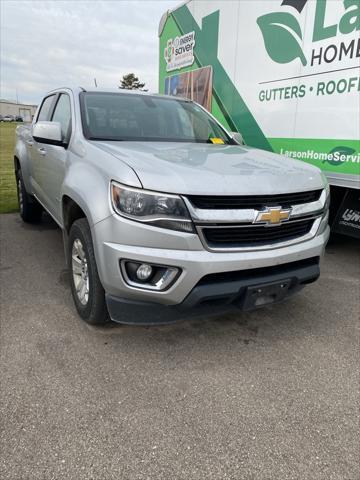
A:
[0,99,37,122]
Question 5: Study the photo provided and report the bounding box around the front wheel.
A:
[68,218,109,325]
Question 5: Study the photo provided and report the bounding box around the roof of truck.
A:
[45,86,190,102]
[47,86,153,95]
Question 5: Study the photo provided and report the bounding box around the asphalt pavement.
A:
[0,213,359,480]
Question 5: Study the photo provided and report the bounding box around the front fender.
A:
[61,157,141,227]
[61,162,111,227]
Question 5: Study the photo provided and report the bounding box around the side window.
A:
[37,95,55,122]
[51,94,72,143]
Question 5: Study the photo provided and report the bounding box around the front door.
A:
[38,93,72,223]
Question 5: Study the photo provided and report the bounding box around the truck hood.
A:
[94,141,324,195]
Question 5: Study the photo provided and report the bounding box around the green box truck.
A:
[159,0,360,238]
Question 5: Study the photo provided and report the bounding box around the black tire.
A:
[68,218,108,325]
[16,170,43,223]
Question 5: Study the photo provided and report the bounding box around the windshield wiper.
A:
[88,137,125,141]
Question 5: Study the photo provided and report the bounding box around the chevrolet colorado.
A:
[14,88,330,325]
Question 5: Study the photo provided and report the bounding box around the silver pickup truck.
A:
[15,87,330,325]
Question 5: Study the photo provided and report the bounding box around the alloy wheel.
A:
[71,238,89,305]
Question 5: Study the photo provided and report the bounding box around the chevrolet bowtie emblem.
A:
[254,207,292,225]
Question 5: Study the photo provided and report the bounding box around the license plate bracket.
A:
[242,279,291,310]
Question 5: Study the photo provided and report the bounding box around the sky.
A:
[0,0,178,105]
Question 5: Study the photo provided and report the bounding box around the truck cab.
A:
[14,87,330,325]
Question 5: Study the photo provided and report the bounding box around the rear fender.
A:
[14,126,33,193]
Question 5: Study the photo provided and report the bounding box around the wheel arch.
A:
[14,151,32,194]
[14,156,21,175]
[62,195,88,234]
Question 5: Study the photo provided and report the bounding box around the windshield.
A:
[80,92,232,144]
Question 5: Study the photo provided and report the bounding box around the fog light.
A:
[136,264,153,281]
[120,260,181,291]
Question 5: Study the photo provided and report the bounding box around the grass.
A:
[0,123,19,213]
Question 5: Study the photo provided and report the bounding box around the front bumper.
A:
[92,214,330,323]
[105,256,320,324]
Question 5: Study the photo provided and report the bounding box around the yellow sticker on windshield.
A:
[209,137,225,144]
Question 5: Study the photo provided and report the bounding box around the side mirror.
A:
[231,132,245,145]
[32,121,64,147]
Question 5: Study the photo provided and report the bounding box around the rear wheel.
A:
[16,170,42,223]
[68,218,108,325]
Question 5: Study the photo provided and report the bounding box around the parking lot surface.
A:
[0,213,359,480]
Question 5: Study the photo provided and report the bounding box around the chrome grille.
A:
[183,188,327,251]
[202,218,314,248]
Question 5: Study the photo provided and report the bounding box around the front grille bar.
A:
[183,189,326,224]
[187,189,322,209]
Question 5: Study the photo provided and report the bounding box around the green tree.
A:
[119,73,146,90]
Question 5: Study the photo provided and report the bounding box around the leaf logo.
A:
[324,146,357,166]
[257,12,307,66]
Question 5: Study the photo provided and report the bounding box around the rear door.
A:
[30,94,57,203]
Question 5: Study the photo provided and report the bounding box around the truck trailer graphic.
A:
[158,0,360,237]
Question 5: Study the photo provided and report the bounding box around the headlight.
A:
[111,181,194,233]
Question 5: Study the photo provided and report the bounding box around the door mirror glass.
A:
[32,121,63,146]
[231,132,245,145]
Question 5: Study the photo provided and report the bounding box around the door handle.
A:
[38,147,47,156]
[26,140,34,146]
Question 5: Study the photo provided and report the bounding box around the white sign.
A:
[164,31,195,72]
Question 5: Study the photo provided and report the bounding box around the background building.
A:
[0,99,37,121]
